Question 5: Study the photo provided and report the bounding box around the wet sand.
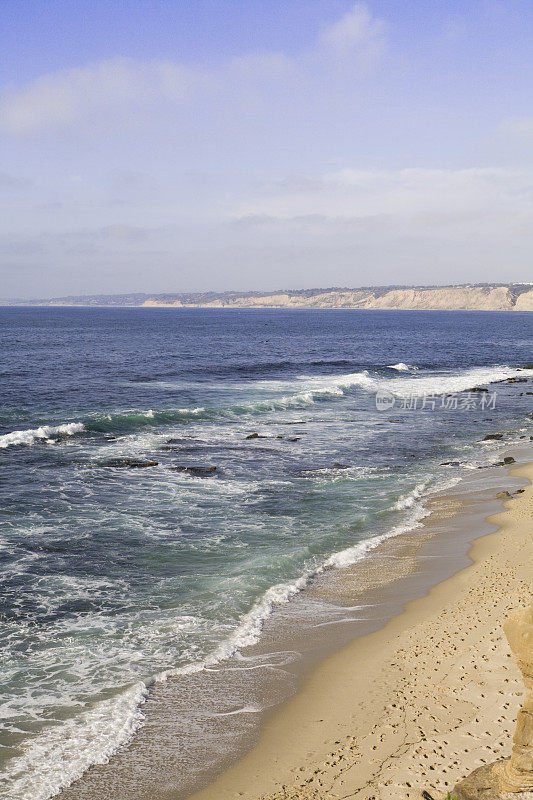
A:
[188,461,532,800]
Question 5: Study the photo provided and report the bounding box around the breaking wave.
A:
[3,365,528,446]
[0,423,85,449]
[387,362,414,371]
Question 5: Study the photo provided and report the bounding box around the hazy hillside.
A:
[5,284,533,311]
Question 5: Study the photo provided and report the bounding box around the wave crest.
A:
[0,422,85,449]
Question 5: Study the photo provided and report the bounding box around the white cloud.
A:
[0,57,195,135]
[320,3,386,66]
[0,3,385,136]
[498,117,533,141]
[234,167,533,237]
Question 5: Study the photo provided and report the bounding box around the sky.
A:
[1,0,532,299]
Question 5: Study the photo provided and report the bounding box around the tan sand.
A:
[189,463,533,800]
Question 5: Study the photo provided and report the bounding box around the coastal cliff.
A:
[142,284,533,311]
[10,284,533,311]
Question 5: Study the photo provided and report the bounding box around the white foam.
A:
[159,573,311,683]
[290,365,532,401]
[2,682,148,800]
[393,481,429,510]
[325,504,428,568]
[387,362,414,371]
[0,422,85,449]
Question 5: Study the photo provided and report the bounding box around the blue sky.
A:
[1,1,532,297]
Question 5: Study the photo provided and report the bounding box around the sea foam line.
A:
[14,366,527,446]
[291,365,533,401]
[1,683,148,800]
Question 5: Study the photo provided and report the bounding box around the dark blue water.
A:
[0,307,531,799]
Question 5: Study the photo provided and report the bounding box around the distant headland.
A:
[4,283,533,311]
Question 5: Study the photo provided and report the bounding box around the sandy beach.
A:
[189,461,532,800]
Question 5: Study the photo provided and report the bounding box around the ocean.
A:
[0,307,531,800]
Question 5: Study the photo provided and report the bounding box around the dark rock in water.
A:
[276,435,283,439]
[495,490,513,499]
[101,458,159,468]
[245,433,268,439]
[515,488,525,494]
[483,433,503,440]
[503,456,515,464]
[333,463,349,469]
[469,387,489,392]
[287,438,300,442]
[171,465,217,476]
[524,363,533,369]
[440,461,461,466]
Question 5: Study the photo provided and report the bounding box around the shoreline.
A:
[187,461,533,800]
[52,453,532,800]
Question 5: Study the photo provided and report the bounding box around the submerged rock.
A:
[495,490,513,499]
[171,465,217,476]
[100,458,159,468]
[483,433,503,440]
[503,456,516,464]
[245,433,268,439]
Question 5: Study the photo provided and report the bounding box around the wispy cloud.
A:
[0,3,386,136]
[0,57,196,135]
[234,167,533,236]
[0,171,32,188]
[498,116,533,141]
[319,2,386,66]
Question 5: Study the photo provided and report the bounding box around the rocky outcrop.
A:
[496,604,533,792]
[455,603,533,799]
[515,291,533,311]
[360,286,513,311]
